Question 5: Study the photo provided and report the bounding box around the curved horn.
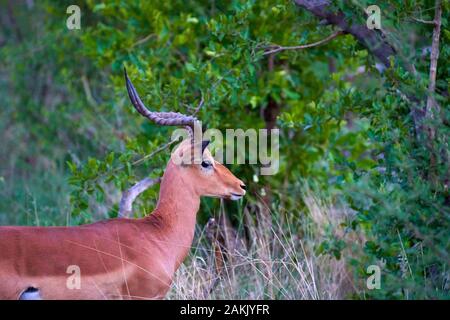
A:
[201,140,210,154]
[124,68,198,128]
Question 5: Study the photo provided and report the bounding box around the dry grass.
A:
[167,191,360,300]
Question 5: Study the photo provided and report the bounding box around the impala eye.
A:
[201,161,212,168]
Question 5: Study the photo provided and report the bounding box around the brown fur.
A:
[0,142,245,299]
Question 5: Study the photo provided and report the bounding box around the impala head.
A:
[124,68,246,200]
[169,139,246,200]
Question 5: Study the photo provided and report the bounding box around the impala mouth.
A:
[230,193,245,200]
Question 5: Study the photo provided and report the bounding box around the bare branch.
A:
[263,30,343,56]
[425,0,442,120]
[7,0,22,42]
[131,33,156,48]
[423,0,444,186]
[81,74,97,107]
[117,139,178,218]
[411,17,436,25]
[131,139,178,168]
[203,217,223,298]
[119,177,161,218]
[294,0,396,67]
[191,93,205,116]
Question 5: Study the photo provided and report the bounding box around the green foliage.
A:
[1,0,448,299]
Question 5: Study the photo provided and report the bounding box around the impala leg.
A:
[18,287,42,300]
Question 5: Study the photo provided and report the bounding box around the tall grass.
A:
[168,192,359,300]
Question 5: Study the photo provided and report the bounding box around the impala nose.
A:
[229,183,246,200]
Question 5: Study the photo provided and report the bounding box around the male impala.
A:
[0,70,246,300]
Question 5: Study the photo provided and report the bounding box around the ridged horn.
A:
[124,68,198,128]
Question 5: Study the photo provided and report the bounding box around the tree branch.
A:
[191,92,205,116]
[293,0,396,67]
[81,74,97,108]
[117,139,177,218]
[263,30,343,55]
[131,139,178,168]
[425,0,442,120]
[7,0,22,42]
[411,17,437,25]
[119,177,161,218]
[131,33,156,48]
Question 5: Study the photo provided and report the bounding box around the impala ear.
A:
[201,140,210,154]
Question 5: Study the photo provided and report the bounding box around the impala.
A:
[0,69,246,300]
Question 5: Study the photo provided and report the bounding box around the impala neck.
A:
[147,160,200,264]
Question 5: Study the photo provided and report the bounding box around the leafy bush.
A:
[1,0,448,299]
